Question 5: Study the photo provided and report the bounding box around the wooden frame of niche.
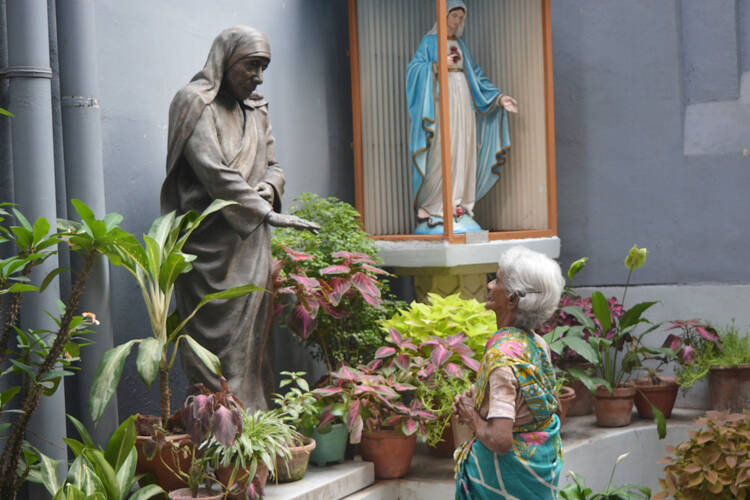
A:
[347,0,557,244]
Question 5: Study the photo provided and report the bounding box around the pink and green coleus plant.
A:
[313,361,437,444]
[661,319,720,365]
[273,246,390,371]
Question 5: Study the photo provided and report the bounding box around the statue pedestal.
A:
[376,237,561,302]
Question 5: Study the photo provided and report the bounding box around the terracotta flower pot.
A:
[709,365,750,411]
[633,377,679,419]
[274,436,316,483]
[360,430,416,479]
[594,385,635,427]
[560,361,595,416]
[167,487,223,500]
[558,385,576,425]
[216,463,268,500]
[135,433,192,492]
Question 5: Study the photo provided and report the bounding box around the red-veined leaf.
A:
[394,354,410,370]
[290,273,320,290]
[374,346,397,359]
[359,263,389,275]
[430,345,451,367]
[287,304,317,339]
[281,246,314,261]
[445,332,468,345]
[366,359,383,371]
[460,355,480,372]
[320,264,350,275]
[313,387,343,396]
[348,252,377,265]
[401,419,418,436]
[444,362,463,378]
[327,277,351,306]
[333,365,358,381]
[351,272,381,299]
[388,328,403,345]
[359,291,383,308]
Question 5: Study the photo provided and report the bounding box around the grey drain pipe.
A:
[57,0,118,445]
[3,0,67,479]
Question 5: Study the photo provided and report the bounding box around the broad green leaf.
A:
[0,386,20,406]
[157,251,195,291]
[105,415,137,470]
[71,199,96,225]
[650,401,667,439]
[62,438,86,458]
[136,338,162,387]
[101,228,148,274]
[128,484,166,500]
[560,306,596,331]
[68,414,97,449]
[12,208,32,231]
[32,217,51,246]
[591,291,611,333]
[40,267,67,293]
[620,301,658,330]
[114,448,137,498]
[562,337,599,365]
[146,211,176,249]
[175,199,237,250]
[182,335,222,376]
[102,213,123,232]
[89,340,138,422]
[10,225,32,248]
[83,449,118,500]
[37,452,61,496]
[7,282,37,293]
[143,235,162,281]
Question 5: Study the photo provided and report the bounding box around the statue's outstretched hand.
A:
[265,212,320,235]
[255,182,274,204]
[499,95,519,114]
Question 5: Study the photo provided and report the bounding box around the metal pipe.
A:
[5,0,67,475]
[56,0,118,445]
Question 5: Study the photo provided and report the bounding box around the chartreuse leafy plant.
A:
[655,410,750,499]
[29,415,164,500]
[381,292,496,355]
[272,371,320,436]
[0,200,125,499]
[89,199,264,426]
[560,453,651,500]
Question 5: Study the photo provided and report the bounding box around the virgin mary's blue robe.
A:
[406,34,511,213]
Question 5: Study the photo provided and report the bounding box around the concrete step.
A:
[264,459,374,500]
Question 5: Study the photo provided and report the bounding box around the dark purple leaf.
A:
[288,304,318,339]
[211,406,240,447]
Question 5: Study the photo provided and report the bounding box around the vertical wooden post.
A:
[436,0,454,239]
[542,0,558,235]
[348,0,365,224]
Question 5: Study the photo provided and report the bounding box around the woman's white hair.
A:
[497,246,565,332]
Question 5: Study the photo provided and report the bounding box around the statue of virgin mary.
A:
[406,0,518,234]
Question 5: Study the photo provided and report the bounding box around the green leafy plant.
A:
[89,199,264,426]
[272,371,319,436]
[654,410,750,499]
[0,201,125,499]
[208,409,298,499]
[381,292,496,355]
[29,415,165,500]
[677,323,750,389]
[560,453,651,500]
[272,193,403,370]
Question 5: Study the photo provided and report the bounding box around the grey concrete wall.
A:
[93,0,352,417]
[552,0,750,287]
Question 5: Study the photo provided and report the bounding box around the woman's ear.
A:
[508,292,520,309]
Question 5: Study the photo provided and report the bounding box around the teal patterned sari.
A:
[455,327,563,500]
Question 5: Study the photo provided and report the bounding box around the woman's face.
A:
[486,269,515,319]
[447,8,465,35]
[224,56,268,101]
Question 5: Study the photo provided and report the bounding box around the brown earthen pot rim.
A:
[710,364,750,371]
[559,386,576,399]
[362,430,416,439]
[136,433,190,442]
[632,376,678,389]
[287,436,316,454]
[594,385,636,398]
[167,487,223,500]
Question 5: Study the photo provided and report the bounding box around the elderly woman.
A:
[161,26,317,410]
[453,246,564,499]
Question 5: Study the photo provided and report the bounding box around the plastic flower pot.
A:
[274,436,316,482]
[310,423,348,467]
[360,430,416,479]
[633,377,679,419]
[594,385,635,427]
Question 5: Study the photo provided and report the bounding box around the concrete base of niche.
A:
[375,237,561,302]
[264,460,374,500]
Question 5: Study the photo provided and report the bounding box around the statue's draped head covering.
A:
[161,26,271,213]
[428,0,467,37]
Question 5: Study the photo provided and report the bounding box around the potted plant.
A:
[270,371,316,482]
[560,453,651,500]
[552,246,662,429]
[29,415,166,500]
[87,200,263,486]
[554,370,577,426]
[272,193,404,370]
[676,322,750,411]
[157,378,244,500]
[325,360,437,479]
[209,409,297,499]
[654,410,750,499]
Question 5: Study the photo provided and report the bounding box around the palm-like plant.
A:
[89,199,264,425]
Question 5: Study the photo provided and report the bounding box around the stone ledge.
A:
[264,459,374,500]
[375,236,561,269]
